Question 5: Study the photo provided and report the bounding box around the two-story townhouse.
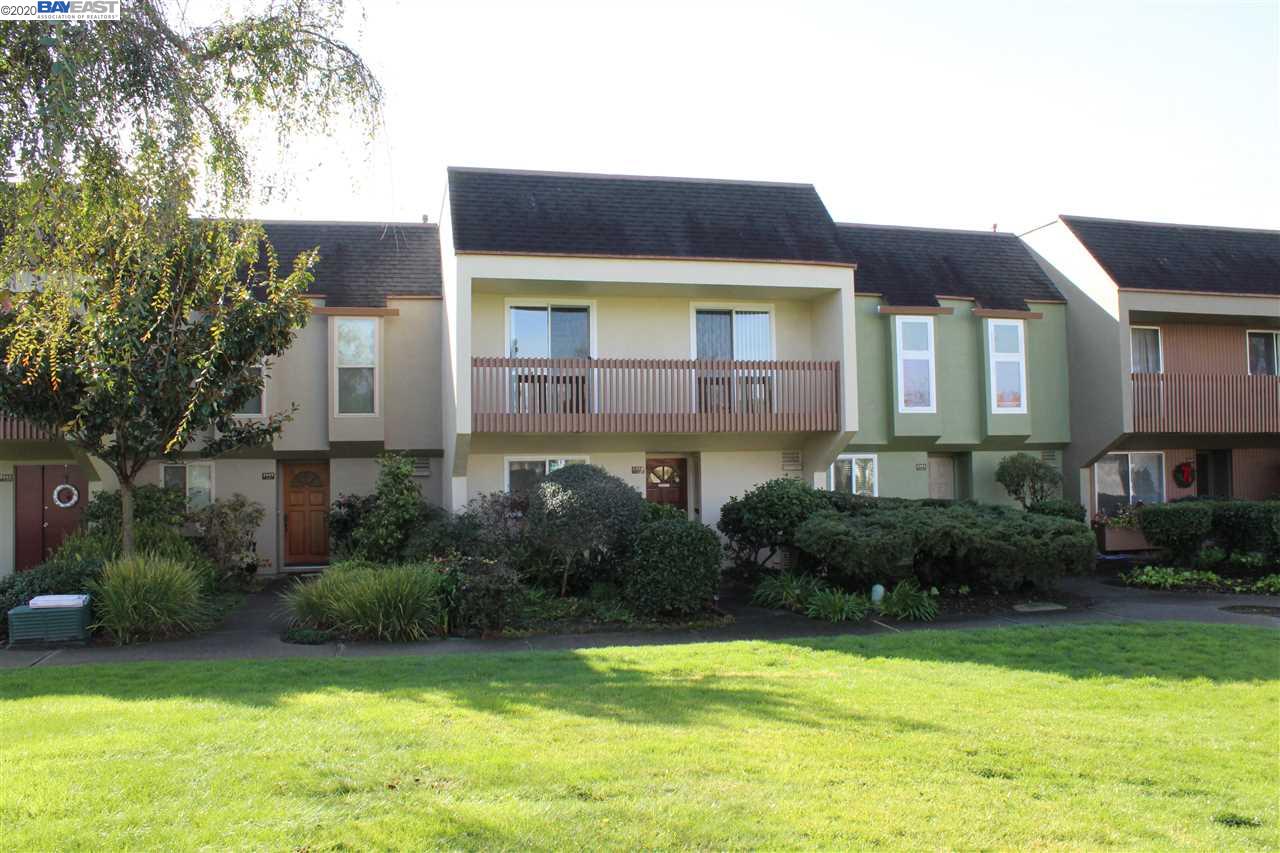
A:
[0,221,444,576]
[830,224,1071,500]
[1023,216,1280,523]
[437,168,859,529]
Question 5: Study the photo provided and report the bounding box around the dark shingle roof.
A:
[261,221,441,307]
[1061,216,1280,296]
[446,167,847,264]
[835,223,1064,309]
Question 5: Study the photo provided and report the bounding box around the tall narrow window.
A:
[335,318,377,414]
[830,453,877,497]
[235,365,264,416]
[1130,327,1162,374]
[895,316,936,413]
[988,319,1027,413]
[162,463,214,510]
[1247,330,1278,376]
[1095,451,1164,516]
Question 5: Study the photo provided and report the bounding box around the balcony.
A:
[1131,373,1280,433]
[472,357,840,433]
[0,417,53,441]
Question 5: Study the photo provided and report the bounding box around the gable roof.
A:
[835,223,1064,309]
[446,167,847,265]
[1061,215,1280,296]
[261,221,441,307]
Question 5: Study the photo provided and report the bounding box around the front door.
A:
[645,458,687,511]
[282,463,330,566]
[927,454,956,500]
[15,464,89,571]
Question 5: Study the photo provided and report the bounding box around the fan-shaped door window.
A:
[291,470,324,489]
[645,458,687,510]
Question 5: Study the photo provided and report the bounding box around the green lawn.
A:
[0,624,1276,850]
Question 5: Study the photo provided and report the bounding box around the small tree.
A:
[717,478,829,570]
[527,464,644,596]
[995,453,1063,509]
[352,454,423,563]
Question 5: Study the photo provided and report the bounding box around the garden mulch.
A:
[1,573,1275,670]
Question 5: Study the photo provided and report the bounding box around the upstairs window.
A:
[162,463,213,511]
[829,453,877,497]
[1130,326,1162,374]
[335,318,377,415]
[1247,330,1278,376]
[694,308,773,360]
[234,365,265,416]
[509,305,591,358]
[895,316,936,413]
[988,319,1027,413]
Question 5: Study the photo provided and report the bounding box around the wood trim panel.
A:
[972,308,1045,320]
[875,306,956,316]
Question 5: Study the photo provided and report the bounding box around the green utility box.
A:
[7,599,93,646]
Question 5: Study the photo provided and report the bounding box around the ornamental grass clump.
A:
[88,553,212,645]
[283,561,450,642]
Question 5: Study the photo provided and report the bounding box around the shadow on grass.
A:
[781,622,1280,683]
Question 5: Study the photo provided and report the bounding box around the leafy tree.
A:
[995,452,1063,509]
[0,156,314,554]
[352,454,424,563]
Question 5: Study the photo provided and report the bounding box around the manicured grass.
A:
[0,623,1276,850]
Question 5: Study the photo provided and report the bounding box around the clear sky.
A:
[246,0,1279,234]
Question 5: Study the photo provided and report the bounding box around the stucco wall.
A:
[384,299,444,451]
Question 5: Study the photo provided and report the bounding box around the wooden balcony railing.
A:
[1131,373,1280,433]
[0,417,53,441]
[472,357,840,433]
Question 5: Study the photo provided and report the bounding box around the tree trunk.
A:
[120,477,136,556]
[560,555,573,597]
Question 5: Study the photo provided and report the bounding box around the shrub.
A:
[751,572,827,610]
[1251,574,1280,595]
[458,491,531,560]
[621,518,722,617]
[1028,499,1087,523]
[190,494,264,580]
[329,492,376,557]
[1121,566,1223,591]
[717,478,830,571]
[527,464,645,596]
[967,511,1094,591]
[447,558,523,634]
[640,501,687,523]
[793,510,916,588]
[352,454,425,562]
[282,561,451,642]
[401,504,464,562]
[995,453,1062,508]
[804,588,869,622]
[878,579,938,621]
[1209,501,1273,556]
[1138,502,1214,565]
[88,553,212,644]
[84,484,187,533]
[0,552,105,636]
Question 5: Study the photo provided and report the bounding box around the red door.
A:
[15,464,89,571]
[645,458,688,511]
[282,463,330,565]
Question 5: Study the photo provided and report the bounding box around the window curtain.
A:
[1248,332,1277,376]
[1131,328,1161,373]
[695,311,733,360]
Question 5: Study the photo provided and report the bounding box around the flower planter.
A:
[1094,524,1154,553]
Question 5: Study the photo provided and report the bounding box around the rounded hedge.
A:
[622,519,722,617]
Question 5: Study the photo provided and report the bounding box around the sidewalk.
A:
[2,574,1275,669]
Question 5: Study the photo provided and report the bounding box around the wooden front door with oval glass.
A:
[645,458,687,511]
[282,463,330,566]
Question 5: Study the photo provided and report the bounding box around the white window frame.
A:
[1245,329,1280,376]
[160,462,215,508]
[688,303,778,360]
[333,317,380,418]
[1093,450,1165,513]
[895,315,937,414]
[502,455,590,492]
[1129,325,1163,374]
[827,453,878,497]
[233,362,268,419]
[988,319,1028,415]
[504,299,598,359]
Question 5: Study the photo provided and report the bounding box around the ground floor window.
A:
[505,456,589,495]
[829,453,877,497]
[1094,451,1163,516]
[161,463,213,510]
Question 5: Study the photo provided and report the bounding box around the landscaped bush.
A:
[457,490,532,562]
[0,551,105,636]
[88,553,212,644]
[190,494,264,581]
[1028,498,1087,523]
[1209,501,1273,556]
[352,454,424,562]
[804,588,869,622]
[1138,502,1214,565]
[717,478,830,571]
[527,464,644,596]
[1120,565,1280,595]
[792,510,916,588]
[447,558,524,634]
[84,484,187,533]
[751,571,827,610]
[995,453,1062,508]
[621,518,722,617]
[328,492,376,557]
[283,561,451,642]
[877,579,939,621]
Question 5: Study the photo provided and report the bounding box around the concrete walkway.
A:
[2,575,1276,669]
